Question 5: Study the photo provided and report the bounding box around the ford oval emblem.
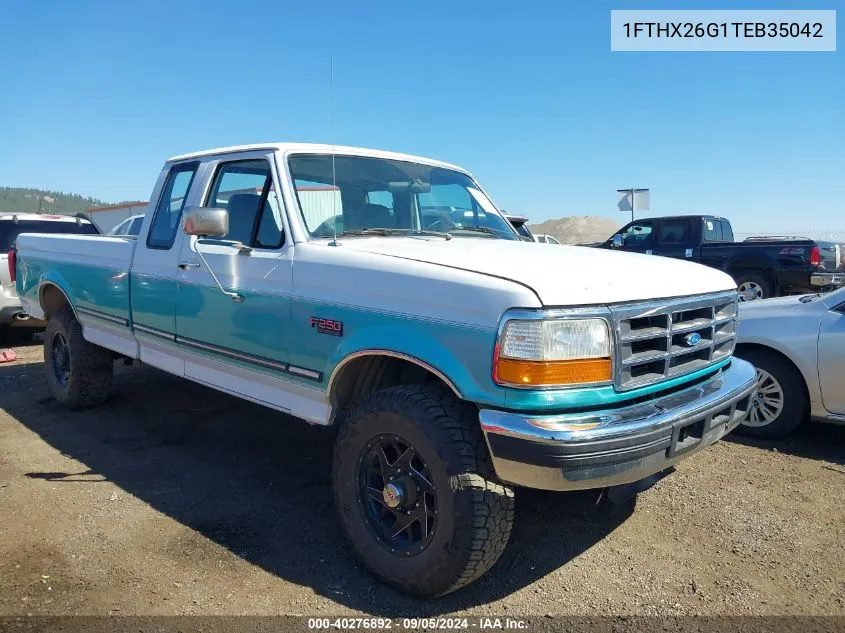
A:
[684,332,702,347]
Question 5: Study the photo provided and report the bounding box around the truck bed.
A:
[15,234,135,324]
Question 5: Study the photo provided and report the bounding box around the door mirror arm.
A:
[191,244,245,303]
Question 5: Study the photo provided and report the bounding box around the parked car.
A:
[536,234,561,245]
[14,143,757,597]
[108,214,145,237]
[1,213,99,330]
[595,215,842,301]
[735,286,845,438]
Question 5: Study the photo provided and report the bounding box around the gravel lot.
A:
[0,333,843,618]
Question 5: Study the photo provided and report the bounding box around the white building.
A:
[85,201,148,234]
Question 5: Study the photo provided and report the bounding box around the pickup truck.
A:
[2,213,99,331]
[13,143,757,597]
[596,215,842,301]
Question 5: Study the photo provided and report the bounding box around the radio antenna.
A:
[329,54,339,247]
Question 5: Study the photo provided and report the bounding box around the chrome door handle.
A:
[177,261,200,270]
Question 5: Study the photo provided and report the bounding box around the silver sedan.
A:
[735,286,845,438]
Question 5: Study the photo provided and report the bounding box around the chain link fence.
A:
[735,230,845,243]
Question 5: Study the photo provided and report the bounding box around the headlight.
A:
[494,317,612,388]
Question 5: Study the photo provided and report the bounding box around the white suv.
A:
[1,214,99,328]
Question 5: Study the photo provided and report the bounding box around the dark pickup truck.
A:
[594,215,842,301]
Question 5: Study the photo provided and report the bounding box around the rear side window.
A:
[0,220,98,251]
[720,220,734,242]
[660,220,690,245]
[206,159,284,249]
[702,218,722,241]
[147,162,199,249]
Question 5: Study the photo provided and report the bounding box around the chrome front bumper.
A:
[479,358,758,491]
[810,272,843,289]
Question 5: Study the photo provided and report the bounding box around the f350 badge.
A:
[310,317,343,337]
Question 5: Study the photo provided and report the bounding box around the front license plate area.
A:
[669,418,705,457]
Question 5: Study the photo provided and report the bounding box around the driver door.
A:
[818,300,845,415]
[615,220,656,255]
[174,151,295,409]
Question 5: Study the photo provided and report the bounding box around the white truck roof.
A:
[166,143,468,174]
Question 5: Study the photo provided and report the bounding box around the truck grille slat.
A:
[611,291,738,391]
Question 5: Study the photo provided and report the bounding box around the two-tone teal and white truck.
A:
[13,143,757,597]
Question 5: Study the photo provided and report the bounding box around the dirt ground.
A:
[0,333,843,618]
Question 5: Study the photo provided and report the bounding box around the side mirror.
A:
[612,234,624,249]
[183,207,229,237]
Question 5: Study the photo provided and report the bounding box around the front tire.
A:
[44,307,113,409]
[332,384,515,597]
[734,349,806,439]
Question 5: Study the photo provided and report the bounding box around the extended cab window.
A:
[659,220,690,245]
[619,221,654,248]
[206,159,284,248]
[703,218,722,241]
[147,162,198,249]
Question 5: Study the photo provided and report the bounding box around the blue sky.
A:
[0,0,841,236]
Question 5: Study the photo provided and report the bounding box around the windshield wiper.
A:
[342,228,452,240]
[449,226,499,237]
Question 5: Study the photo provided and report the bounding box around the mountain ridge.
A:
[0,187,112,216]
[528,216,621,245]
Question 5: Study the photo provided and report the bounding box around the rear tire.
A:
[733,349,806,439]
[44,307,113,409]
[734,273,774,302]
[332,384,514,597]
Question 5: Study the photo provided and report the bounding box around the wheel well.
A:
[40,284,71,318]
[734,343,810,413]
[328,354,461,422]
[729,267,773,281]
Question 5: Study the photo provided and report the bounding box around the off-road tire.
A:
[332,384,515,597]
[44,307,113,409]
[734,273,774,302]
[734,348,806,439]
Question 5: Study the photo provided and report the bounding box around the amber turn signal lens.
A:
[495,357,612,386]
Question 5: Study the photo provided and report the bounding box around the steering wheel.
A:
[425,217,454,233]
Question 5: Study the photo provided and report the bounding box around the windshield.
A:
[1,220,99,251]
[288,154,517,240]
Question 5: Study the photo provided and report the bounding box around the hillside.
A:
[528,216,621,245]
[0,187,108,216]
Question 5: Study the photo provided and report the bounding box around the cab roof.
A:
[166,143,468,174]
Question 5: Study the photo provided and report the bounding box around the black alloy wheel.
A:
[358,433,438,556]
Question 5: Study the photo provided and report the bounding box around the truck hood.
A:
[337,237,736,305]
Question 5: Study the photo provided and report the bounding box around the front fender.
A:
[324,323,503,407]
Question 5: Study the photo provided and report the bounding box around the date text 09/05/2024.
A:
[307,619,528,630]
[622,22,823,39]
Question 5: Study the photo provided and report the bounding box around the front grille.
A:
[611,291,737,391]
